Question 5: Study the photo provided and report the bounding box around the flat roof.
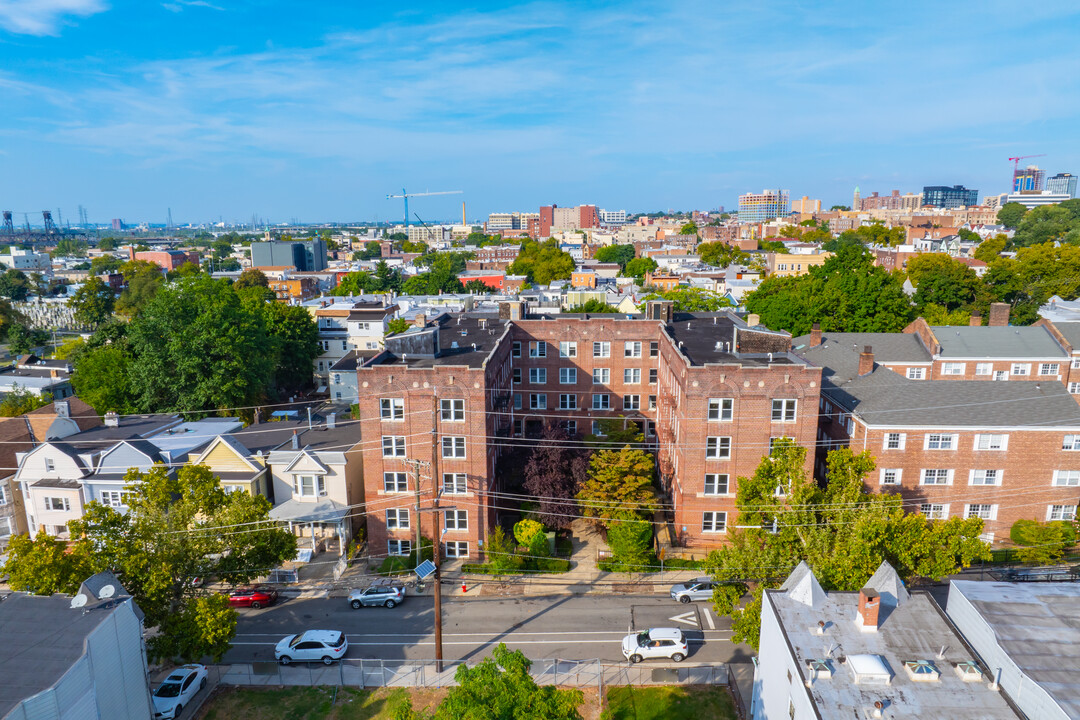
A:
[950,580,1080,718]
[932,325,1067,359]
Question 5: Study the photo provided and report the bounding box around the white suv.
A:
[275,630,348,665]
[621,628,688,663]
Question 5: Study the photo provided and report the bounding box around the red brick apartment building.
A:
[356,302,822,560]
[797,328,1080,544]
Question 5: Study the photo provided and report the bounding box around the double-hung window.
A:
[386,508,410,529]
[382,436,406,457]
[381,398,404,420]
[920,469,952,485]
[529,368,547,384]
[771,399,797,422]
[624,341,642,358]
[440,399,465,421]
[706,437,731,459]
[1064,435,1080,451]
[884,433,906,450]
[925,433,956,450]
[443,473,467,494]
[702,512,727,533]
[388,540,411,556]
[941,363,965,376]
[383,472,408,492]
[529,393,547,410]
[593,368,610,383]
[920,504,948,520]
[1049,505,1077,522]
[623,394,640,410]
[560,368,577,384]
[512,341,521,357]
[442,436,466,458]
[593,341,610,358]
[1053,470,1080,486]
[708,398,733,421]
[624,368,641,384]
[1011,363,1030,376]
[880,469,902,485]
[445,510,468,531]
[907,367,926,380]
[974,434,1007,451]
[704,474,729,495]
[970,470,1001,486]
[975,363,992,376]
[1041,362,1061,376]
[529,341,547,358]
[966,504,996,520]
[295,475,327,497]
[559,341,577,358]
[592,394,611,410]
[559,394,578,410]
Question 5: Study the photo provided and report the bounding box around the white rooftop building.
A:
[752,562,1022,719]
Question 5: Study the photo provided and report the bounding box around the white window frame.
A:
[702,511,727,533]
[383,472,408,493]
[1011,363,1030,376]
[1053,470,1080,487]
[444,509,468,531]
[704,473,729,496]
[706,436,732,460]
[529,393,547,410]
[529,341,547,358]
[1064,435,1080,451]
[924,433,957,450]
[101,490,125,507]
[593,341,610,358]
[387,539,412,556]
[559,341,577,358]
[1040,362,1060,376]
[941,362,965,376]
[994,370,1009,381]
[381,398,404,420]
[382,436,406,457]
[1048,505,1078,522]
[443,473,467,494]
[444,541,469,558]
[907,367,926,380]
[295,474,327,498]
[920,503,949,520]
[880,468,902,485]
[708,398,734,421]
[442,436,466,458]
[624,368,641,384]
[884,433,906,450]
[1071,382,1080,395]
[529,368,547,384]
[44,459,55,472]
[592,394,610,410]
[974,363,992,376]
[624,341,642,358]
[969,469,1002,486]
[974,434,1008,451]
[920,468,953,486]
[593,368,610,384]
[559,367,577,384]
[386,508,410,530]
[623,394,640,410]
[440,399,465,422]
[559,394,578,410]
[44,496,70,512]
[965,504,997,521]
[771,399,797,423]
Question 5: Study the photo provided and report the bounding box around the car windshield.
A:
[331,632,346,648]
[636,631,650,646]
[288,635,303,648]
[154,682,182,698]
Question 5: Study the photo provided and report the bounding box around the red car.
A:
[227,586,279,609]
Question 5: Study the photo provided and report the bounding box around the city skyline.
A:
[0,1,1078,223]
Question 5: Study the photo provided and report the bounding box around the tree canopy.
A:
[640,287,731,312]
[576,446,657,525]
[703,443,990,649]
[523,425,587,529]
[1010,200,1080,247]
[698,241,749,268]
[624,256,657,281]
[70,276,116,327]
[744,245,913,335]
[592,243,636,269]
[996,202,1027,228]
[508,239,575,285]
[4,464,297,661]
[565,299,620,313]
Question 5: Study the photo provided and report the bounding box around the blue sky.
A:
[0,0,1078,225]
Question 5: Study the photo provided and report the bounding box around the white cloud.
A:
[0,0,107,36]
[161,0,223,12]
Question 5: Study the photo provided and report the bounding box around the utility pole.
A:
[404,457,431,564]
[430,390,444,672]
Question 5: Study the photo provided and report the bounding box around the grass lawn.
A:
[197,686,444,720]
[600,686,738,720]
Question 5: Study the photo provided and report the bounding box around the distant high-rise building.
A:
[598,209,628,225]
[738,190,790,222]
[537,204,600,237]
[790,196,821,214]
[921,185,978,209]
[251,239,328,271]
[111,218,123,231]
[1046,173,1078,199]
[486,212,538,231]
[1013,165,1045,193]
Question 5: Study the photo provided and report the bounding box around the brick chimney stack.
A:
[858,588,881,630]
[810,323,822,348]
[414,313,427,328]
[988,303,1011,327]
[969,313,982,327]
[858,346,875,376]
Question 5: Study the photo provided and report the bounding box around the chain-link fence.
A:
[213,658,728,689]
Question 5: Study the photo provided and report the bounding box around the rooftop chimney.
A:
[54,400,69,418]
[969,313,982,327]
[988,302,1010,327]
[810,322,822,348]
[327,412,336,430]
[857,588,881,631]
[414,313,427,328]
[104,411,119,427]
[746,313,760,327]
[291,430,299,450]
[858,346,875,376]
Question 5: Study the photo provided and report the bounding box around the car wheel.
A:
[351,599,362,609]
[322,655,334,665]
[278,655,291,666]
[174,704,182,718]
[671,653,685,663]
[199,677,206,690]
[384,599,396,608]
[250,601,261,609]
[679,595,691,604]
[629,654,643,664]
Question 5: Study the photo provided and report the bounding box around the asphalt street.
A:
[224,592,755,665]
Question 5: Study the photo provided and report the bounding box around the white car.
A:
[621,628,689,663]
[152,664,207,719]
[275,629,349,665]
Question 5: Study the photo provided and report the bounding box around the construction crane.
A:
[1008,154,1046,172]
[386,189,462,227]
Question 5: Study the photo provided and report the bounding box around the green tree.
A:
[640,287,731,312]
[97,237,117,251]
[593,244,636,269]
[0,387,53,416]
[234,268,269,289]
[116,260,166,316]
[906,253,981,313]
[830,205,850,211]
[698,241,749,268]
[678,222,699,236]
[703,444,990,649]
[974,235,1007,263]
[394,643,583,720]
[0,268,30,301]
[53,464,298,661]
[604,516,657,571]
[262,302,320,396]
[576,447,657,525]
[507,239,575,285]
[90,255,122,275]
[400,239,428,254]
[6,324,49,355]
[513,519,548,558]
[2,530,96,595]
[354,241,383,260]
[72,343,137,414]
[1012,204,1077,247]
[997,202,1028,228]
[464,279,493,294]
[821,230,866,254]
[52,238,87,257]
[387,317,410,335]
[127,275,276,413]
[566,299,619,313]
[624,256,657,281]
[744,245,914,335]
[70,276,116,327]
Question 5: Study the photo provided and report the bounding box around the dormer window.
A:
[294,475,326,498]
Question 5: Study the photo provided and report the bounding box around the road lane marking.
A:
[234,630,730,639]
[667,611,698,627]
[703,606,716,630]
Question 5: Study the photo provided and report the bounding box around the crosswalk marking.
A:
[702,606,716,630]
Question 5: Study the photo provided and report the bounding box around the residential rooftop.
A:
[932,325,1067,359]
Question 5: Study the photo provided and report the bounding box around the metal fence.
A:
[213,658,728,690]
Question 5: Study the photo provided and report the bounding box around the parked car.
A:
[227,586,279,609]
[670,578,716,604]
[349,579,406,609]
[621,628,688,663]
[275,630,348,665]
[152,664,207,719]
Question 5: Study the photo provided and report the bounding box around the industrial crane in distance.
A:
[386,189,462,227]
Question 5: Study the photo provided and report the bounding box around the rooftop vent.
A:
[451,341,459,349]
[954,661,983,682]
[806,658,833,681]
[903,660,941,682]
